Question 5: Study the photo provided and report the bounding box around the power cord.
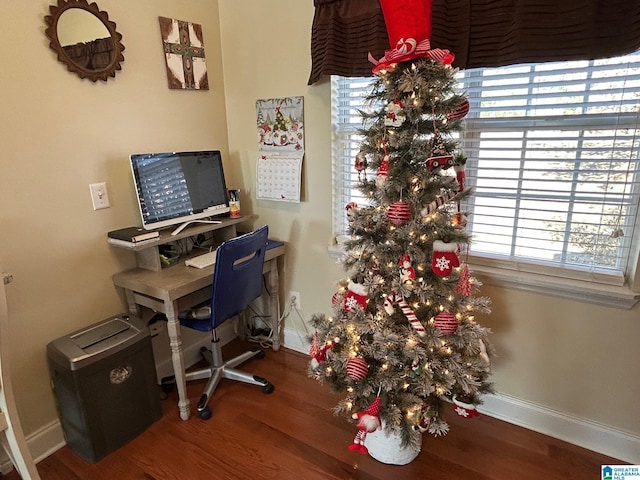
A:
[244,294,310,349]
[245,304,274,348]
[281,294,312,350]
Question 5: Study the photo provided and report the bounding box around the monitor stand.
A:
[171,219,222,236]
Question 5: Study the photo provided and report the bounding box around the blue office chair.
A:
[179,225,274,419]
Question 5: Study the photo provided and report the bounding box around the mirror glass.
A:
[44,0,125,82]
[57,9,110,45]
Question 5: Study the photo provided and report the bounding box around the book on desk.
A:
[108,237,161,248]
[108,226,159,247]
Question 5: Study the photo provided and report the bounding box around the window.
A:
[332,52,640,307]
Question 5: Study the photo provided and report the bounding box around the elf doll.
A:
[348,396,381,454]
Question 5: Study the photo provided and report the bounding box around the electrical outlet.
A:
[89,182,110,210]
[289,291,301,309]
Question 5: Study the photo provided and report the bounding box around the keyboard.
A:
[185,249,218,269]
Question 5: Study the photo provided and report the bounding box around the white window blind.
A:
[332,51,640,287]
[332,77,375,234]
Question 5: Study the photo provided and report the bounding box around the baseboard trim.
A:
[282,326,310,354]
[0,419,65,474]
[282,326,640,464]
[479,392,640,464]
[26,419,66,464]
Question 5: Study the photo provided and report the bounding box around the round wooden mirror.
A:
[44,0,125,82]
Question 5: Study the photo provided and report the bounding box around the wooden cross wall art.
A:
[159,16,209,90]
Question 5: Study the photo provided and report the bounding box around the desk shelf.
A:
[109,216,255,271]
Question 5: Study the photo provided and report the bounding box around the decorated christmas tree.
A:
[308,0,494,463]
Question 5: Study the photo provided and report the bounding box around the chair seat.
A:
[179,304,213,332]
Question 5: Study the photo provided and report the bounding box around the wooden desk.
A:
[110,218,284,420]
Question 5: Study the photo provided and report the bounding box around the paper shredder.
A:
[47,314,162,463]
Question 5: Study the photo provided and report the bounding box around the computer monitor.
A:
[130,150,230,234]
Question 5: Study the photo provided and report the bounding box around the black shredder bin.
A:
[47,314,162,463]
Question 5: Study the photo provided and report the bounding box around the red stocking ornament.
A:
[432,240,459,277]
[344,279,369,312]
[453,395,480,419]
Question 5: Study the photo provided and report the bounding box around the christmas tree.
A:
[308,0,494,459]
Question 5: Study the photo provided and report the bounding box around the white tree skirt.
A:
[364,425,422,465]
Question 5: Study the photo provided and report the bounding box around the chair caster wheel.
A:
[198,406,212,420]
[262,382,274,394]
[255,350,266,359]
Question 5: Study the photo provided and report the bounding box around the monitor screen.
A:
[130,150,230,231]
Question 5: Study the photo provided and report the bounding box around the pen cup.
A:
[228,189,241,217]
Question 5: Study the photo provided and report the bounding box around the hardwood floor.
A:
[12,341,624,480]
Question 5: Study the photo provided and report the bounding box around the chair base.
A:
[185,343,274,419]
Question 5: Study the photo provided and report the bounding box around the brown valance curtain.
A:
[63,37,113,70]
[308,0,389,85]
[309,0,640,85]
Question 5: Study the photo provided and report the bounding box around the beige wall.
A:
[1,0,638,459]
[0,1,228,435]
[217,1,343,333]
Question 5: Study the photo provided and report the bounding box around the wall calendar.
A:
[256,154,302,202]
[255,96,304,203]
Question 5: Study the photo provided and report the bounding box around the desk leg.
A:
[124,289,141,317]
[267,258,281,351]
[165,301,190,420]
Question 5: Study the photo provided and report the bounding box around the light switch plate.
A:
[89,182,110,210]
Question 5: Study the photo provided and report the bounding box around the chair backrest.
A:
[209,225,269,329]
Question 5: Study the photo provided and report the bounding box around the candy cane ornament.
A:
[421,187,471,217]
[421,189,457,216]
[386,293,426,336]
[397,297,426,336]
